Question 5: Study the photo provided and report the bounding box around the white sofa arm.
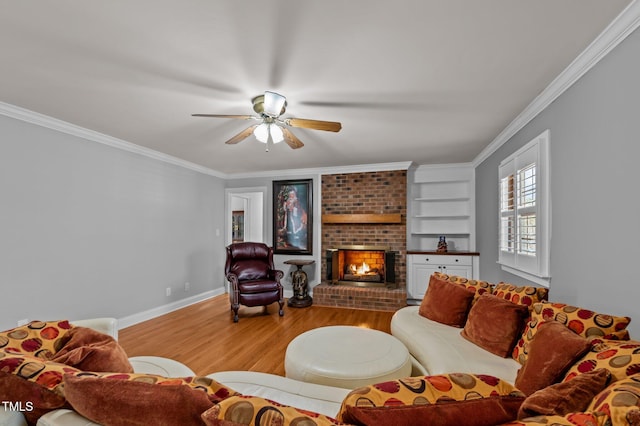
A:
[208,371,351,418]
[70,318,118,340]
[36,409,100,426]
[0,409,28,426]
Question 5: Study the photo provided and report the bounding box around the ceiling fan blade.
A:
[225,124,259,145]
[192,114,255,119]
[281,127,304,149]
[285,118,342,132]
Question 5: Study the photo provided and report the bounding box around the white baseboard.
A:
[118,288,296,329]
[117,288,226,329]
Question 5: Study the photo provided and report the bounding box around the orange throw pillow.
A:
[514,321,591,396]
[518,369,610,419]
[419,274,475,327]
[64,372,238,426]
[51,327,133,373]
[461,294,529,358]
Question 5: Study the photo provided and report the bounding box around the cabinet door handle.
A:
[425,258,429,262]
[455,259,459,262]
[442,266,447,270]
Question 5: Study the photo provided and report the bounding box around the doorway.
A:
[225,187,266,246]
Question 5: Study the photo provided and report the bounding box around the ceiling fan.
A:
[192,91,342,151]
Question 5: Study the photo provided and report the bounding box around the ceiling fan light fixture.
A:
[254,123,269,143]
[263,91,286,117]
[270,124,284,143]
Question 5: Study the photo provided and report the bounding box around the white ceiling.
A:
[0,1,633,175]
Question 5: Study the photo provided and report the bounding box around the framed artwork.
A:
[231,210,244,243]
[273,179,313,255]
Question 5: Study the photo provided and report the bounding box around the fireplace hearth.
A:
[326,245,396,288]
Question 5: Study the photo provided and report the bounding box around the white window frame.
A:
[498,130,551,287]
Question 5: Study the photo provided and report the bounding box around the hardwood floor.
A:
[118,294,396,377]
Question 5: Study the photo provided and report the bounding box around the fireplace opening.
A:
[326,245,396,288]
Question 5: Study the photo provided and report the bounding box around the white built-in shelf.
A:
[407,164,476,253]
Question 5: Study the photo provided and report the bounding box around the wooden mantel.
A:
[322,213,402,224]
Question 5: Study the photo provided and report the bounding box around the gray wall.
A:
[0,115,226,330]
[476,27,640,337]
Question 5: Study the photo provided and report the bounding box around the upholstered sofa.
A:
[2,273,639,425]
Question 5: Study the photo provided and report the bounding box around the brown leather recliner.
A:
[225,242,284,322]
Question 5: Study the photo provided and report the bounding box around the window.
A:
[498,130,550,286]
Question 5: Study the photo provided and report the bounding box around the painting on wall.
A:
[273,179,312,255]
[232,210,244,243]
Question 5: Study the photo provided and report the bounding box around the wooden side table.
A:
[284,259,315,308]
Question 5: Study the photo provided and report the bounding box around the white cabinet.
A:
[407,253,479,300]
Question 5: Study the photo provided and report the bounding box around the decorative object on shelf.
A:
[284,259,315,308]
[273,179,313,255]
[437,235,448,253]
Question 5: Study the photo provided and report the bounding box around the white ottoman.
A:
[285,326,412,389]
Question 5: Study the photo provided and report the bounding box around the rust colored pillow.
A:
[518,368,610,419]
[419,274,476,327]
[51,327,133,373]
[515,321,592,396]
[501,412,610,426]
[461,294,529,357]
[63,373,223,426]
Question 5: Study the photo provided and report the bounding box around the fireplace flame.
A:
[356,262,370,275]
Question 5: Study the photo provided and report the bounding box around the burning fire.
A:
[356,262,370,275]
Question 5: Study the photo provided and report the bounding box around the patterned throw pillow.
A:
[0,320,74,359]
[491,283,549,309]
[337,373,525,426]
[500,412,610,426]
[433,272,494,300]
[0,350,81,412]
[512,302,631,365]
[588,373,640,426]
[201,395,348,426]
[564,339,640,383]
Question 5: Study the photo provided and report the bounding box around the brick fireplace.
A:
[326,245,396,287]
[314,170,407,311]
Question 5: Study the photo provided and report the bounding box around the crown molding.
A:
[224,161,413,179]
[472,0,640,167]
[0,101,227,179]
[1,101,412,179]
